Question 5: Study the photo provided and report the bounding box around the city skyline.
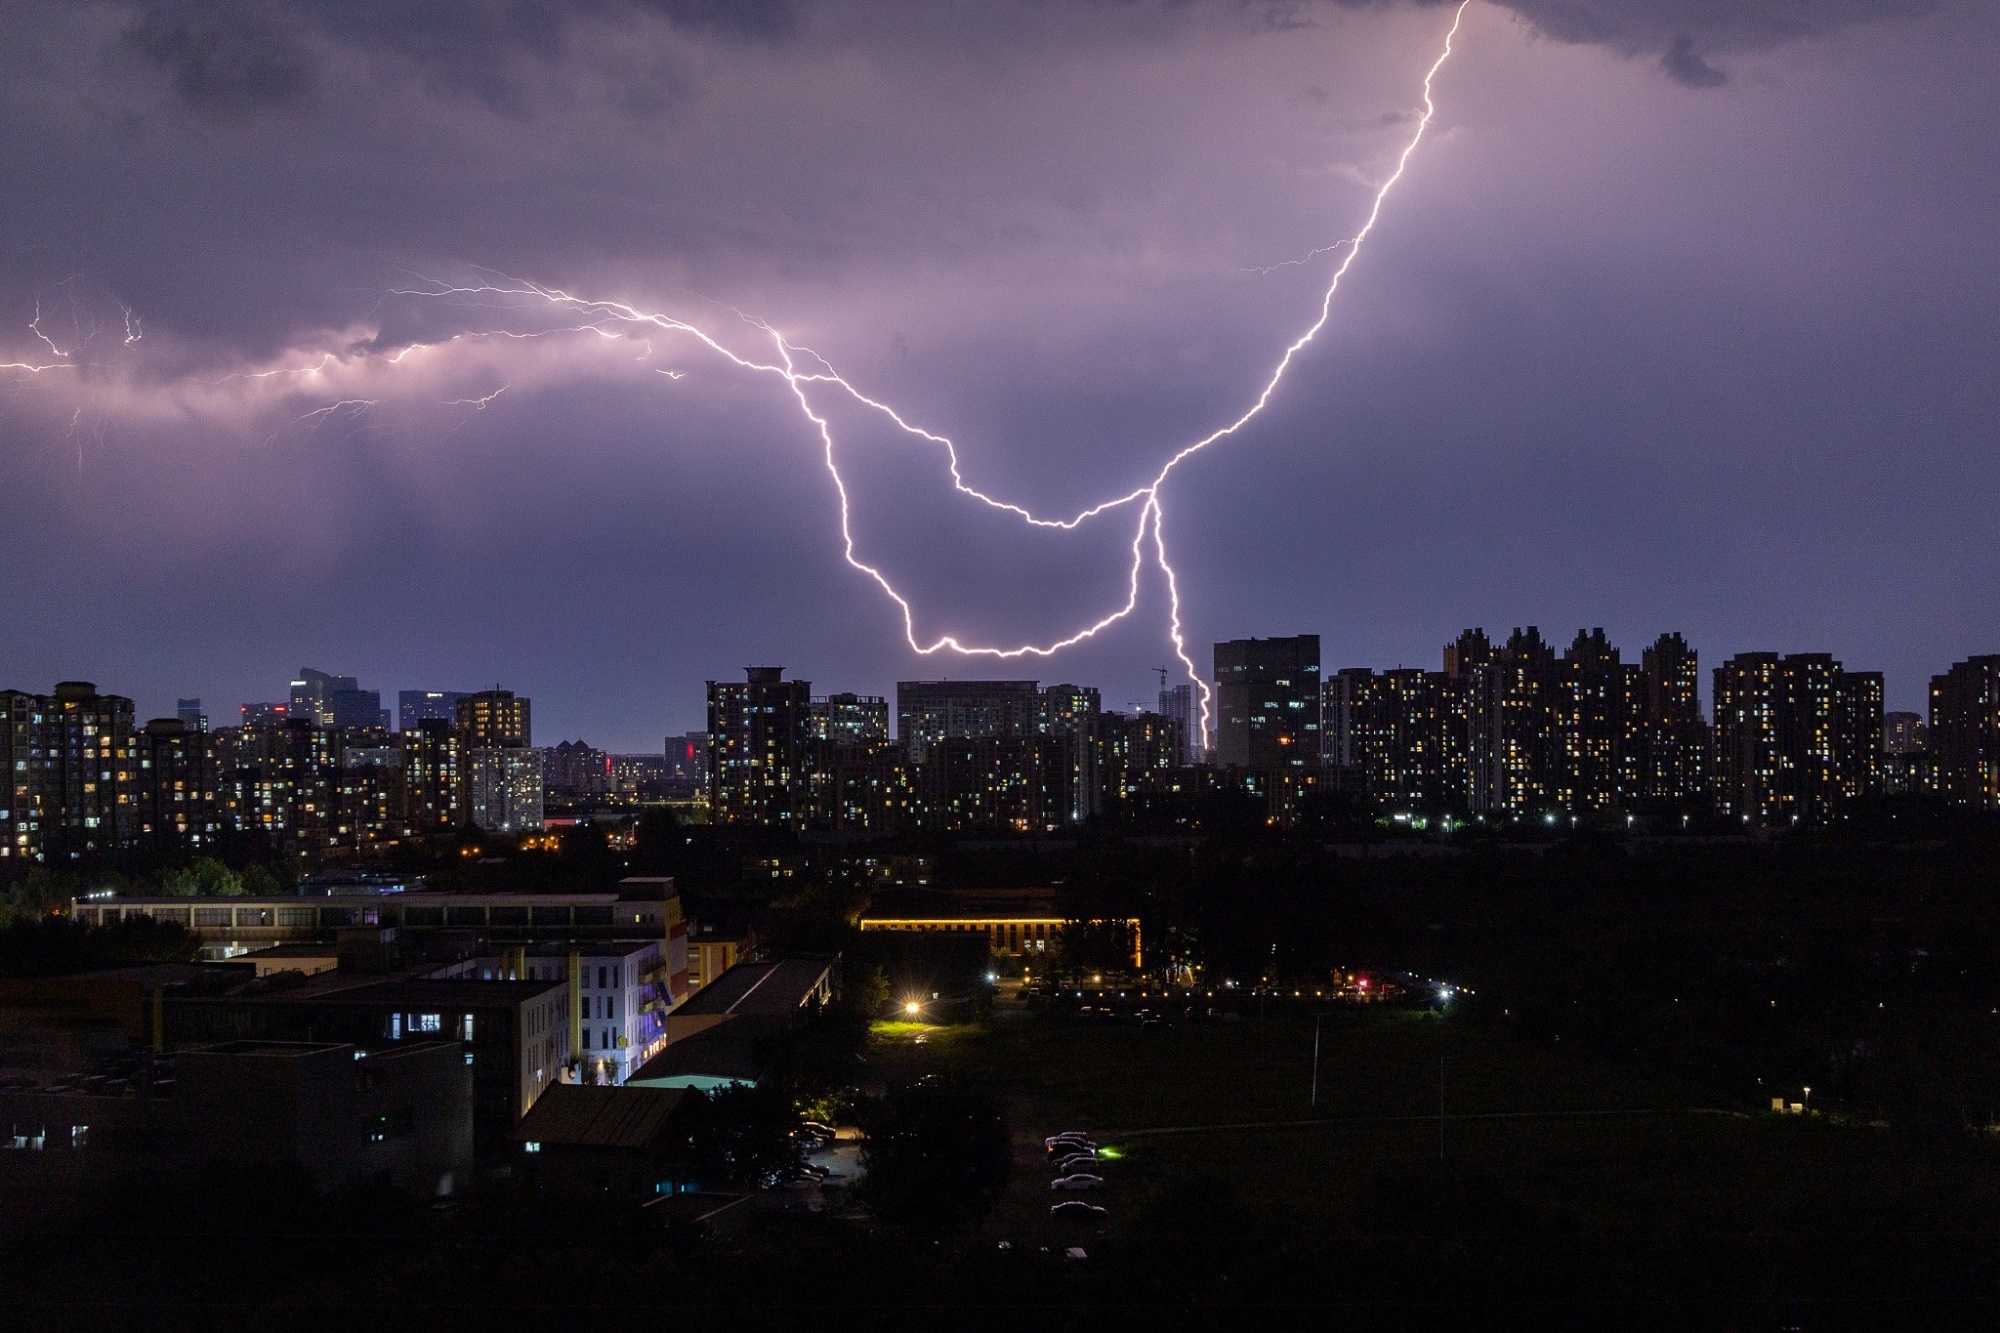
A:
[54,621,1960,757]
[0,5,1993,752]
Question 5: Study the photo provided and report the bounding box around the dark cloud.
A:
[106,0,1944,121]
[1658,33,1727,88]
[120,1,316,114]
[1496,0,1941,77]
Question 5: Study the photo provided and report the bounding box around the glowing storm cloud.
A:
[2,3,1469,740]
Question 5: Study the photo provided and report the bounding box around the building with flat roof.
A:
[0,1038,471,1196]
[895,679,1040,764]
[435,939,680,1087]
[626,958,835,1092]
[163,974,570,1158]
[399,689,468,732]
[1213,636,1320,772]
[860,889,1141,968]
[71,887,681,958]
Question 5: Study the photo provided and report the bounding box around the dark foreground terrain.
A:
[5,1003,1996,1331]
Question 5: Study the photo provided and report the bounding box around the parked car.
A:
[1050,1174,1105,1192]
[1045,1135,1095,1154]
[1053,1152,1099,1173]
[1050,1201,1107,1220]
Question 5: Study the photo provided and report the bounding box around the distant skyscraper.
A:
[1039,683,1102,821]
[1929,655,2000,809]
[896,680,1041,763]
[1157,682,1196,764]
[399,689,467,732]
[290,669,354,725]
[287,669,388,730]
[457,689,531,749]
[1212,635,1320,771]
[176,698,209,733]
[1098,710,1185,802]
[708,667,812,829]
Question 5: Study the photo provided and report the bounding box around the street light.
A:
[904,1000,922,1016]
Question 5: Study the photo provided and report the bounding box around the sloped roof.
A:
[513,1083,688,1149]
[674,959,831,1017]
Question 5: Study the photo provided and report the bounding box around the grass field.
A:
[866,1004,2000,1275]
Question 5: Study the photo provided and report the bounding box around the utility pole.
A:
[1439,1057,1447,1161]
[1310,1012,1324,1108]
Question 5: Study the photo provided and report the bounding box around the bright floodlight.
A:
[904,1001,921,1015]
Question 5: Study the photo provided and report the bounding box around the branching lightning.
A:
[0,5,1467,744]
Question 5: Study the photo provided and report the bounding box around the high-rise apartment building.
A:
[1099,710,1186,803]
[545,740,611,800]
[1325,667,1446,807]
[1157,682,1197,764]
[1467,627,1558,814]
[176,698,209,733]
[1929,655,2000,809]
[401,719,461,832]
[810,693,890,745]
[0,682,139,859]
[708,667,812,829]
[814,738,917,834]
[1212,635,1321,771]
[134,718,220,847]
[399,690,468,732]
[457,689,532,749]
[1551,628,1642,813]
[1638,632,1708,810]
[1,691,37,858]
[1038,684,1102,821]
[465,748,545,835]
[895,680,1041,764]
[1713,651,1881,824]
[1884,711,1927,755]
[918,735,1074,833]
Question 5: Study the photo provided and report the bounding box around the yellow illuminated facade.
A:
[859,914,1141,968]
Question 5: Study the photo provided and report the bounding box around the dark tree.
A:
[673,1082,801,1187]
[856,1076,1010,1232]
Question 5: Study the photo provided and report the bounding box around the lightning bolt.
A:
[1,4,1467,748]
[394,2,1466,741]
[444,381,510,409]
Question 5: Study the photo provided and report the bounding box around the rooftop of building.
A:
[513,1083,689,1149]
[673,959,833,1018]
[626,1027,768,1088]
[515,939,663,958]
[182,1039,351,1058]
[861,887,1078,921]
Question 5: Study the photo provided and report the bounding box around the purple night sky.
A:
[1,0,1993,751]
